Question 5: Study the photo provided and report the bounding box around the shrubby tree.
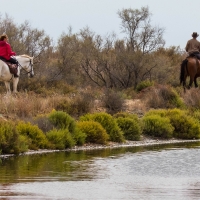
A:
[117,6,165,88]
[79,7,166,89]
[56,28,83,85]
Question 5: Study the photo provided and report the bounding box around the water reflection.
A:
[0,142,200,199]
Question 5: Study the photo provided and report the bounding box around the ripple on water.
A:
[0,145,200,199]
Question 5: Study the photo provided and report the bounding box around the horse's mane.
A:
[20,54,32,59]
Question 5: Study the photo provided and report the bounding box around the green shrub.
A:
[80,112,125,143]
[79,113,93,121]
[16,121,48,150]
[192,110,200,123]
[166,109,200,139]
[48,110,86,145]
[136,80,154,92]
[113,112,139,121]
[144,109,167,117]
[46,129,75,150]
[142,115,174,138]
[0,121,29,154]
[116,117,141,141]
[72,128,86,146]
[17,135,29,153]
[77,121,109,144]
[48,110,76,133]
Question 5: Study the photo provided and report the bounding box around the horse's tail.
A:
[180,59,188,85]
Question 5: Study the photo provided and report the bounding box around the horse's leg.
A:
[194,76,198,88]
[4,81,11,95]
[183,77,187,92]
[188,76,194,88]
[13,77,19,93]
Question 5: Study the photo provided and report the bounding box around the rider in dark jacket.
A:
[185,32,200,59]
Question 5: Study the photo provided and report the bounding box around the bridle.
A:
[18,58,34,76]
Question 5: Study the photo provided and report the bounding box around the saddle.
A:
[189,52,200,60]
[6,62,18,77]
[0,57,18,77]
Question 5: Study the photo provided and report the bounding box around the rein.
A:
[18,58,33,75]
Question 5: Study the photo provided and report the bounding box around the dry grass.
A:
[0,91,95,120]
[1,84,198,121]
[0,93,65,119]
[181,88,200,108]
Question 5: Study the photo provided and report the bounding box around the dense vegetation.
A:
[0,7,185,93]
[0,7,200,155]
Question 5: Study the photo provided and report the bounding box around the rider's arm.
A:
[6,43,16,57]
[185,41,189,52]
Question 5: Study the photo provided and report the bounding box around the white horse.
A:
[0,54,34,94]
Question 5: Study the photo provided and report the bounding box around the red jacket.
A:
[0,41,16,60]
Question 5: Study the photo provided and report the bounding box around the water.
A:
[0,142,200,200]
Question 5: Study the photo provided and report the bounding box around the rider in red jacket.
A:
[0,34,18,64]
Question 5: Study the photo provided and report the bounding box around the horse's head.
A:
[16,55,34,78]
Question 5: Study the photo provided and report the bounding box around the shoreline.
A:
[1,138,200,158]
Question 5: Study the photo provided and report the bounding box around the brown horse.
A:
[180,56,200,92]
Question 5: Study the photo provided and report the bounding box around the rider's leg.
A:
[7,57,19,77]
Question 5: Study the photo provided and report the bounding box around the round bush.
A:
[144,109,167,117]
[46,129,75,150]
[48,110,76,133]
[116,117,141,141]
[16,121,48,150]
[72,127,86,146]
[136,80,154,92]
[77,121,109,144]
[166,109,200,139]
[0,121,29,154]
[113,112,139,122]
[80,112,125,143]
[142,115,174,138]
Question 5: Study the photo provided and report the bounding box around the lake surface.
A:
[0,142,200,200]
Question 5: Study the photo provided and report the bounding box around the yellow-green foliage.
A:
[142,115,174,138]
[16,121,48,150]
[166,109,200,139]
[136,80,154,92]
[46,129,75,150]
[80,112,125,143]
[113,112,139,122]
[192,110,200,123]
[48,110,76,132]
[0,121,28,154]
[116,117,141,141]
[72,128,86,146]
[48,110,86,145]
[143,108,200,139]
[77,121,109,144]
[144,109,167,117]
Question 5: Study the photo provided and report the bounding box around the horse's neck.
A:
[16,56,28,66]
